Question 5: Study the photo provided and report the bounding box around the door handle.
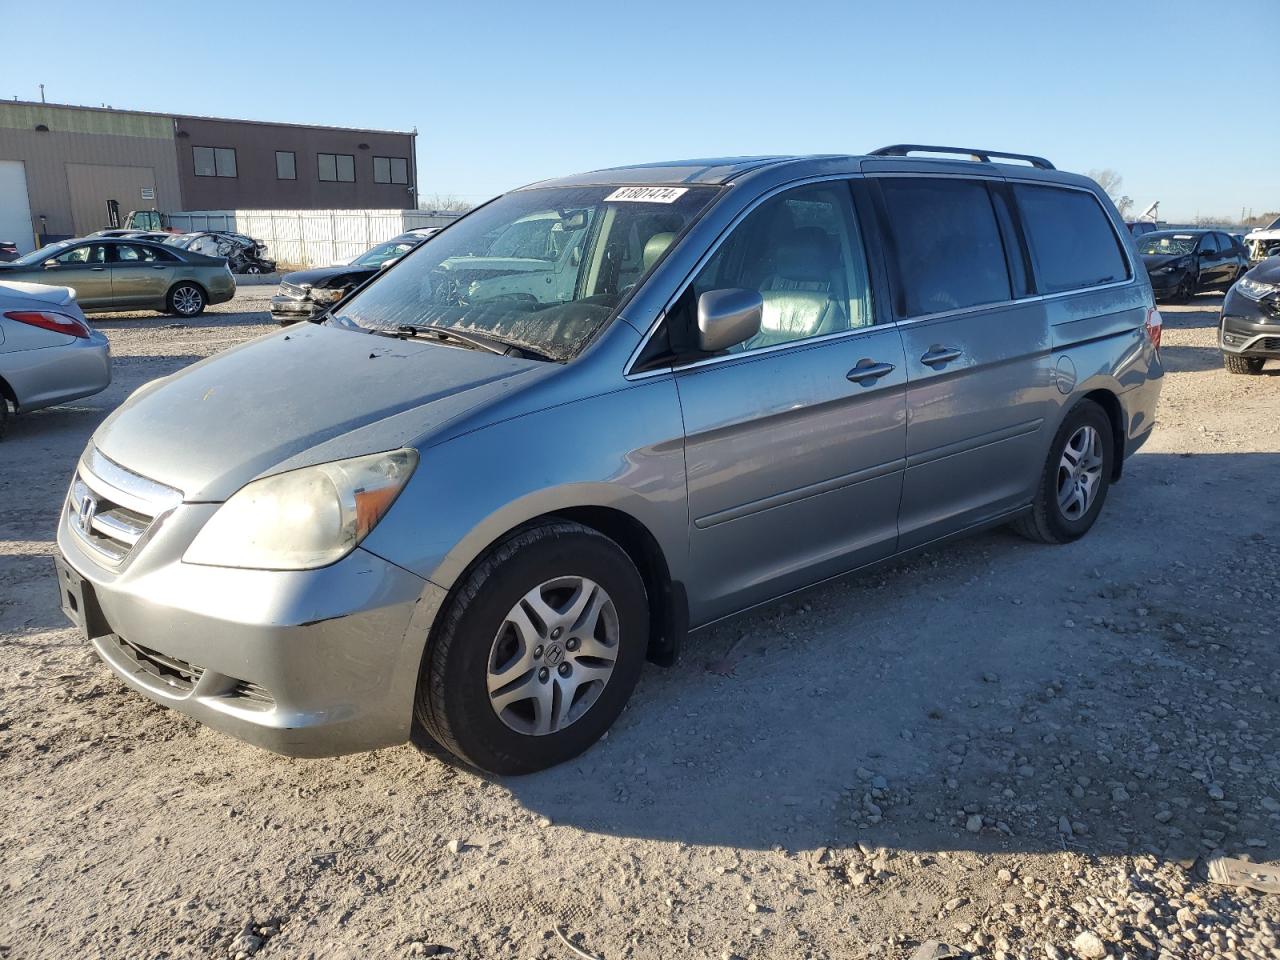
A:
[151,265,167,270]
[90,266,106,272]
[846,359,896,383]
[920,345,963,367]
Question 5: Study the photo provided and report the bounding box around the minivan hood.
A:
[94,323,548,501]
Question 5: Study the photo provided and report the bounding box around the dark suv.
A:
[1137,229,1249,303]
[1220,256,1280,374]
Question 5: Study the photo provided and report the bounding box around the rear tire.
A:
[415,521,649,775]
[0,395,9,440]
[167,283,206,317]
[1223,354,1265,375]
[1013,400,1115,545]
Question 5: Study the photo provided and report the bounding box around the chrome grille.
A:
[66,447,182,565]
[278,281,309,300]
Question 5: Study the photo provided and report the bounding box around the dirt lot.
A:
[1,289,1278,960]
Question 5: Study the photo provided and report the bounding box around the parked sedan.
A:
[0,280,110,435]
[1137,229,1249,303]
[270,232,429,325]
[1219,256,1280,374]
[0,238,235,317]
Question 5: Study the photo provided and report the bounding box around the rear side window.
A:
[878,178,1011,317]
[1013,184,1130,293]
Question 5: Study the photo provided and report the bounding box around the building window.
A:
[275,151,297,180]
[318,153,355,183]
[193,146,237,178]
[373,156,409,185]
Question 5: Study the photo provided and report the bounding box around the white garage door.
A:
[0,160,35,253]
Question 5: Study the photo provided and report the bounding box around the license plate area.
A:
[54,556,109,640]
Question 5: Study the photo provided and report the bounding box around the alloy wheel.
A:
[486,576,619,736]
[1056,425,1104,520]
[172,286,203,316]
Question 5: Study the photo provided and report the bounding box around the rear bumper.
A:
[56,492,444,758]
[208,275,237,306]
[2,331,111,412]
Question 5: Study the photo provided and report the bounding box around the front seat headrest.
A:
[643,232,676,272]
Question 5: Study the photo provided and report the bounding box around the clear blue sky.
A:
[5,0,1277,221]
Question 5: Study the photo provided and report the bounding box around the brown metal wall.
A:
[174,116,416,211]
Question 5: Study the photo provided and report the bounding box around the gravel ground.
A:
[1,289,1277,960]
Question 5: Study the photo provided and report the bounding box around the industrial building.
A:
[0,100,418,252]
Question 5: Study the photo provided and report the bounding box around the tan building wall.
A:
[0,102,181,241]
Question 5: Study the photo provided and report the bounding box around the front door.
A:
[872,175,1053,548]
[39,242,112,308]
[110,242,175,307]
[673,181,907,624]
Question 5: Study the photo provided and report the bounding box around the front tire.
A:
[1223,354,1265,375]
[1013,400,1114,545]
[167,283,206,317]
[415,521,649,775]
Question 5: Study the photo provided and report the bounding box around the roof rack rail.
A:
[868,144,1055,170]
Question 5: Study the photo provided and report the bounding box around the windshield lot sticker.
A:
[605,186,689,203]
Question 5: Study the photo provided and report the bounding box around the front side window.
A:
[194,146,237,177]
[878,177,1011,316]
[329,184,719,361]
[678,181,874,354]
[318,153,355,182]
[1013,184,1130,293]
[374,156,409,184]
[276,151,297,180]
[53,244,107,265]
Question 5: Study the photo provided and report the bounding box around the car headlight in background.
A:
[183,449,418,570]
[1237,276,1279,301]
[310,287,347,304]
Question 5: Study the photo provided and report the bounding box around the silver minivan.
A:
[55,146,1163,774]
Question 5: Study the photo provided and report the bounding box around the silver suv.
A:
[55,146,1164,774]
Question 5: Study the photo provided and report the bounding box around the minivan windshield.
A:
[328,184,718,360]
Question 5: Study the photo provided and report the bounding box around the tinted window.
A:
[318,153,355,183]
[684,181,875,353]
[1198,233,1220,254]
[193,146,236,178]
[1013,184,1129,293]
[879,178,1011,316]
[374,157,409,185]
[276,151,296,180]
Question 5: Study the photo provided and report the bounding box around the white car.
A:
[0,281,111,436]
[1244,216,1280,263]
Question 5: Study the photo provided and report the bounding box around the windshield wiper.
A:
[392,323,555,362]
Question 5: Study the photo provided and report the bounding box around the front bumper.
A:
[1220,294,1280,356]
[270,294,321,324]
[55,458,444,757]
[3,330,111,413]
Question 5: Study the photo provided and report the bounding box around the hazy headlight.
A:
[183,449,418,570]
[310,287,346,304]
[1237,276,1279,301]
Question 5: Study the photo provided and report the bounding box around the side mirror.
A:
[43,260,59,269]
[697,288,762,353]
[379,257,400,270]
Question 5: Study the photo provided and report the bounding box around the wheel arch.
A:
[1077,387,1126,481]
[166,278,209,306]
[428,502,686,668]
[0,373,18,410]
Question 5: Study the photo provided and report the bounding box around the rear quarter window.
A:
[1013,184,1130,294]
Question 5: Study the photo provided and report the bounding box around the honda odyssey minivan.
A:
[55,146,1163,774]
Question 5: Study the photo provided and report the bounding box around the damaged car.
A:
[1244,216,1280,264]
[1137,229,1249,303]
[1220,255,1280,374]
[270,232,431,325]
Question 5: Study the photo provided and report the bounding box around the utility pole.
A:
[38,83,45,103]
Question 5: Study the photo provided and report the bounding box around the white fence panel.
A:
[170,208,461,267]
